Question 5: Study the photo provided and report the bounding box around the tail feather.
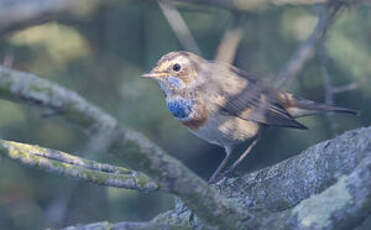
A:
[299,102,359,116]
[279,93,359,118]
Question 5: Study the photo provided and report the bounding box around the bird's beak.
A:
[141,71,167,79]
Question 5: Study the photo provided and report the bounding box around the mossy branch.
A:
[281,155,371,230]
[0,139,159,192]
[0,66,248,230]
[58,221,191,230]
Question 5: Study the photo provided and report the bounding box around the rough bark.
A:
[153,127,371,230]
[59,221,191,230]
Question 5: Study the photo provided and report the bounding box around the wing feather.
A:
[218,70,307,129]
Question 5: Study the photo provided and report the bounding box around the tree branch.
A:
[220,126,370,211]
[277,153,371,230]
[319,36,358,135]
[58,221,191,230]
[0,139,159,192]
[0,66,248,230]
[154,126,371,230]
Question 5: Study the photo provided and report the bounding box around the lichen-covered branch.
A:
[0,139,159,192]
[154,127,371,230]
[278,154,371,230]
[59,220,191,230]
[0,66,248,229]
[219,127,371,212]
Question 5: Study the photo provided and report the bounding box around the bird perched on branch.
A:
[141,51,358,184]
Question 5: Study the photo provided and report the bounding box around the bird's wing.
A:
[217,70,307,129]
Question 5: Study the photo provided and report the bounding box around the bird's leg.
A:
[208,147,233,184]
[220,132,262,179]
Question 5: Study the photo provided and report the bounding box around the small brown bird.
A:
[141,51,358,183]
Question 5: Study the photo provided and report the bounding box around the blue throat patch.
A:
[167,99,193,119]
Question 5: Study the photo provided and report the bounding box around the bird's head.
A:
[141,51,206,96]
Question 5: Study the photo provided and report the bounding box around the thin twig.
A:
[43,115,120,225]
[319,32,357,135]
[331,83,357,93]
[158,0,201,55]
[45,121,121,226]
[319,37,337,134]
[215,13,245,63]
[276,3,343,89]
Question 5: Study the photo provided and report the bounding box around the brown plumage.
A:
[141,51,359,183]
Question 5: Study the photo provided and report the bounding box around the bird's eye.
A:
[172,63,181,72]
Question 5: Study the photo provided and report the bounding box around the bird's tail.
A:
[278,93,359,118]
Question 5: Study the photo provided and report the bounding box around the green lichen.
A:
[152,210,195,230]
[293,175,353,228]
[28,82,53,95]
[0,139,159,192]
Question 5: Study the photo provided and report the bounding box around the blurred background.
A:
[0,0,370,229]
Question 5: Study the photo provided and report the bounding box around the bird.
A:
[141,51,359,184]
